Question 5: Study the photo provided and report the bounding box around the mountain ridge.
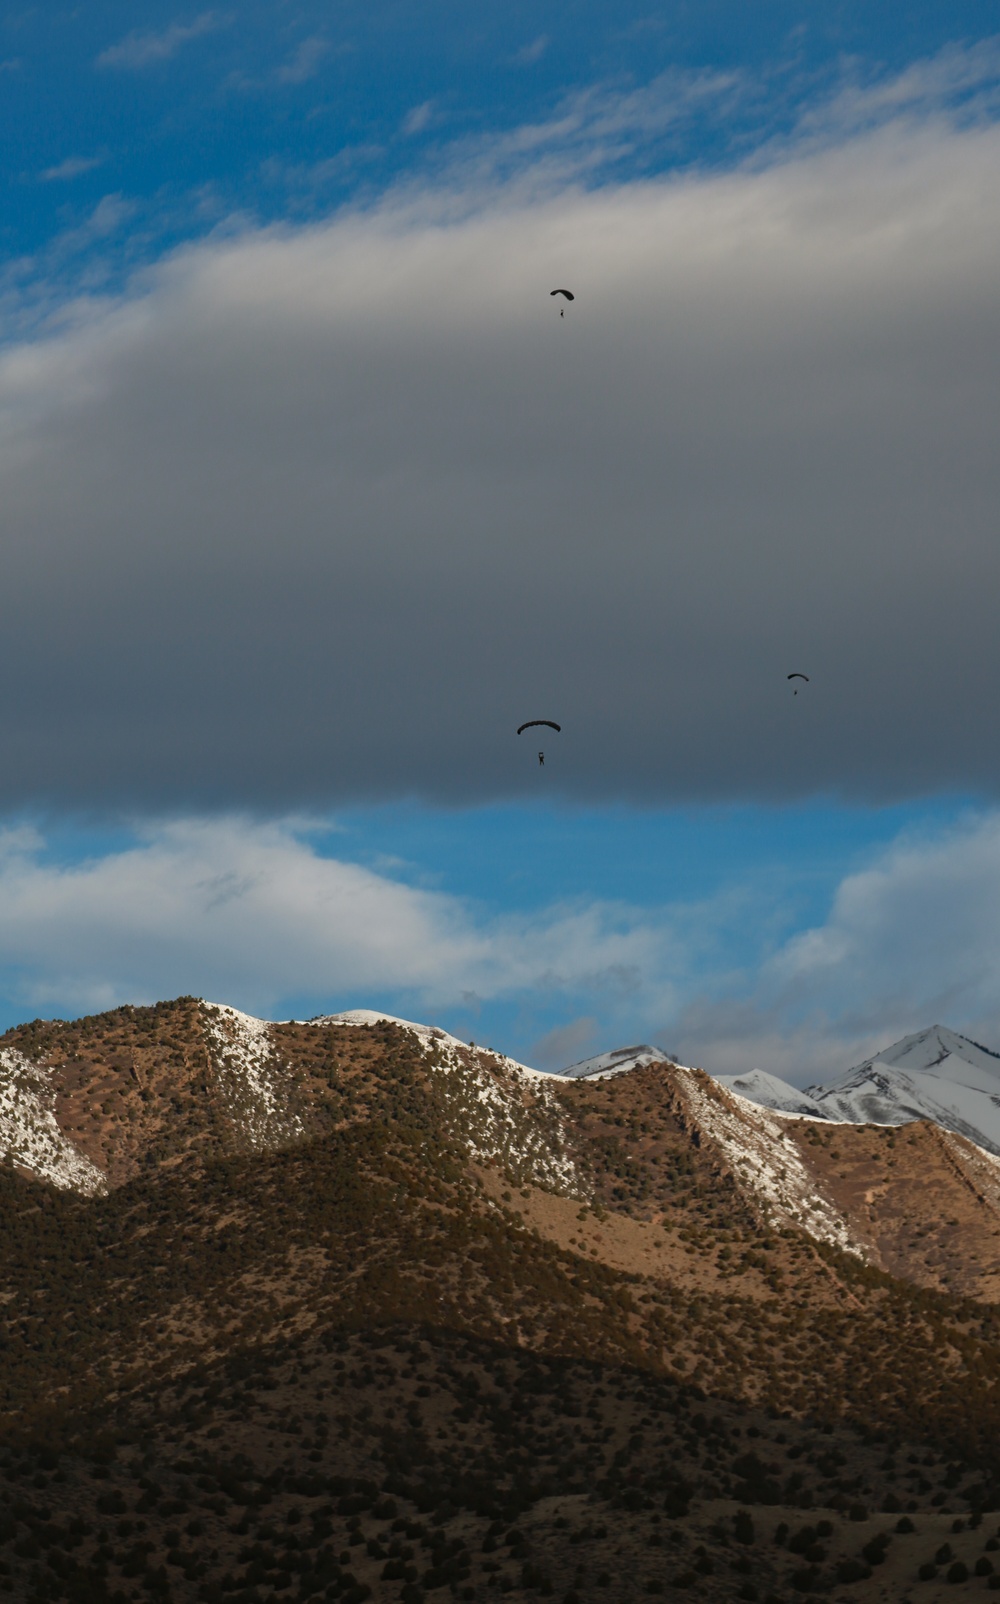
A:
[3,1000,1000,1601]
[714,1022,1000,1158]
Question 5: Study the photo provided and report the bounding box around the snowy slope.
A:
[308,1009,542,1077]
[553,1044,673,1080]
[714,1069,827,1119]
[804,1026,1000,1154]
[709,1025,1000,1157]
[0,1048,106,1194]
[308,1010,580,1190]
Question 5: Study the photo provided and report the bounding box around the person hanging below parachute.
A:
[550,288,574,317]
[518,720,561,765]
[787,673,810,696]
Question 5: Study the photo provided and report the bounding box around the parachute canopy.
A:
[517,720,561,735]
[549,289,575,301]
[787,673,810,682]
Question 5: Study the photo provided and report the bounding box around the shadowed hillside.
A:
[2,1004,1000,1600]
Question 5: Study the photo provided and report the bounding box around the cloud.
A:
[4,51,1000,808]
[513,37,548,67]
[530,1016,599,1068]
[2,807,998,1081]
[97,12,225,70]
[275,36,329,86]
[40,156,104,183]
[0,818,672,1024]
[402,101,435,136]
[672,811,1000,1084]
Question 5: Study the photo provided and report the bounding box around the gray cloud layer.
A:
[2,106,1000,808]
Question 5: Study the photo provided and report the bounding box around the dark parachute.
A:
[517,720,561,734]
[549,289,575,301]
[787,672,809,697]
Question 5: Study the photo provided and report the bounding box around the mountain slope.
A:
[5,1003,1000,1602]
[714,1068,825,1118]
[555,1044,674,1080]
[807,1025,1000,1154]
[711,1023,1000,1157]
[7,1000,1000,1304]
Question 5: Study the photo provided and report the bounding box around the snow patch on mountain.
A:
[555,1044,673,1080]
[203,1003,306,1151]
[680,1070,863,1256]
[804,1026,1000,1156]
[311,1008,543,1077]
[708,1026,1000,1158]
[715,1070,828,1120]
[306,1008,581,1192]
[0,1048,106,1194]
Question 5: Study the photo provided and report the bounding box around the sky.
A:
[2,2,1000,1080]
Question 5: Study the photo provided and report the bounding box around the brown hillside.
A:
[3,1003,1000,1603]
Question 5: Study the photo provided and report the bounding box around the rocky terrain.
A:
[2,1000,1000,1602]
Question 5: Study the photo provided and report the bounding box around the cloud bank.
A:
[1,810,1000,1083]
[0,817,670,1029]
[3,71,1000,809]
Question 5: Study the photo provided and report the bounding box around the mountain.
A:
[554,1043,674,1079]
[807,1025,1000,1152]
[714,1067,826,1118]
[716,1024,1000,1157]
[4,999,1000,1602]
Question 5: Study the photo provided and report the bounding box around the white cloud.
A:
[513,37,548,67]
[0,818,674,1023]
[0,808,997,1078]
[276,36,329,86]
[402,101,435,136]
[773,812,1000,1026]
[674,812,1000,1084]
[97,12,225,70]
[40,155,104,183]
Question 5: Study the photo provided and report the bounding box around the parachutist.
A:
[538,752,545,766]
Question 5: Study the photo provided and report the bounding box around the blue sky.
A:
[2,2,1000,1079]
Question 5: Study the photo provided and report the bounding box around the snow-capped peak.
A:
[837,1024,1000,1087]
[553,1043,676,1081]
[714,1068,826,1119]
[710,1023,1000,1158]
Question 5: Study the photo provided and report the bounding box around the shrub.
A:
[836,1559,871,1583]
[861,1534,890,1566]
[734,1510,755,1545]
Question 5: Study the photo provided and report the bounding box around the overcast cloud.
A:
[2,74,1000,810]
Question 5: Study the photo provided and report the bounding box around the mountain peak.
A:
[713,1022,1000,1157]
[852,1023,1000,1078]
[553,1043,675,1080]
